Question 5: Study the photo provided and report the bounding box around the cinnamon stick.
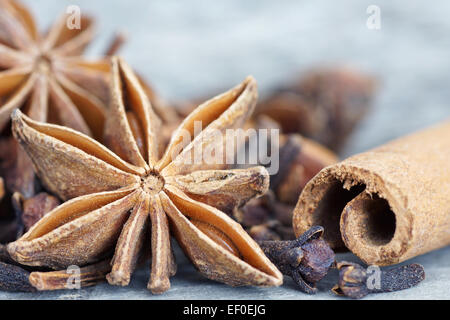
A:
[293,120,450,265]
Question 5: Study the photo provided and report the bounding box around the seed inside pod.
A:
[126,111,145,156]
[191,220,241,258]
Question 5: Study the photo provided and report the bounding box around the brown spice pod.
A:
[274,134,338,205]
[256,68,376,152]
[293,121,450,266]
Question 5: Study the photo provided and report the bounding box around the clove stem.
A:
[0,261,36,292]
[332,261,425,299]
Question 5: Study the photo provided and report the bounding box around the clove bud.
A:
[258,226,335,294]
[236,192,296,241]
[271,134,338,205]
[20,192,60,231]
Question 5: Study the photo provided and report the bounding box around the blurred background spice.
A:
[15,1,448,155]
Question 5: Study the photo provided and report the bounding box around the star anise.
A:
[0,0,113,198]
[7,57,283,293]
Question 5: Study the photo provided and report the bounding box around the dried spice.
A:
[249,221,295,242]
[0,0,113,197]
[258,226,335,294]
[234,133,337,241]
[243,116,338,206]
[231,113,337,241]
[7,57,282,294]
[1,244,109,291]
[16,192,60,231]
[0,0,177,199]
[0,1,178,251]
[0,261,35,292]
[239,192,296,241]
[29,260,111,291]
[249,223,282,241]
[171,78,343,242]
[293,121,450,266]
[104,32,127,57]
[271,134,338,205]
[332,261,425,299]
[255,67,375,152]
[0,191,60,245]
[172,167,269,216]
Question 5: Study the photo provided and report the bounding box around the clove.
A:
[20,192,60,232]
[258,226,335,294]
[236,191,296,241]
[0,261,36,292]
[249,220,295,241]
[332,261,425,299]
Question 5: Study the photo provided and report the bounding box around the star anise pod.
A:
[7,57,283,293]
[0,0,114,198]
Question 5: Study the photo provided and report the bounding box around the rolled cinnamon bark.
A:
[293,121,450,266]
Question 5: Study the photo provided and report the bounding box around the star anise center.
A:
[34,52,53,74]
[141,170,164,195]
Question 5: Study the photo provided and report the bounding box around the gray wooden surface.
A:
[1,0,449,300]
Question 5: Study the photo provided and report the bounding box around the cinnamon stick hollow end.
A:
[293,121,450,266]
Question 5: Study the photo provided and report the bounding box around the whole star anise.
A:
[7,57,283,293]
[0,0,112,197]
